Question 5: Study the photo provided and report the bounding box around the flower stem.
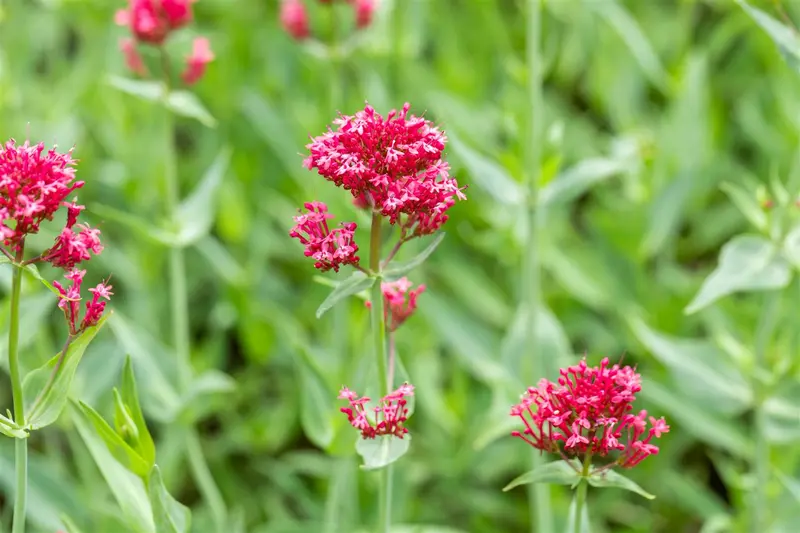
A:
[9,251,26,533]
[369,213,392,533]
[751,290,780,532]
[160,48,227,530]
[572,455,592,533]
[523,0,552,532]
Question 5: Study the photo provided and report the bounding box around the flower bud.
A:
[280,0,310,41]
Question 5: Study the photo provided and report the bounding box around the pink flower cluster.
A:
[53,270,114,336]
[511,358,669,469]
[0,140,82,252]
[338,383,414,439]
[289,202,360,272]
[305,103,465,237]
[115,0,213,85]
[366,277,425,331]
[43,202,103,270]
[280,0,378,41]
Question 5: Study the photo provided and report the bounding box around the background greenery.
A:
[1,0,800,531]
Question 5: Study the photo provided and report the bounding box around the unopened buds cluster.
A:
[115,0,214,85]
[280,0,379,42]
[0,139,112,336]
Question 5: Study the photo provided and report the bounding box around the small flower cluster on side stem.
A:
[280,0,379,42]
[115,0,214,85]
[338,383,414,439]
[510,358,669,470]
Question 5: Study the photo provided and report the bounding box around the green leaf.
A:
[107,75,216,127]
[685,234,791,314]
[720,182,768,232]
[587,468,655,500]
[296,348,334,449]
[356,435,411,470]
[108,75,163,102]
[315,271,376,319]
[502,460,581,491]
[783,224,800,269]
[23,313,110,429]
[383,232,445,279]
[174,148,232,246]
[539,157,629,210]
[148,465,191,533]
[120,356,156,467]
[91,203,175,246]
[166,90,216,128]
[736,0,800,72]
[629,317,752,414]
[59,513,87,533]
[22,264,62,295]
[447,131,522,205]
[71,401,154,533]
[77,400,150,479]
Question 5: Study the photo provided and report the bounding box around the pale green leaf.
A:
[447,131,522,205]
[539,157,628,209]
[587,468,655,500]
[174,148,232,246]
[77,400,150,479]
[503,460,581,491]
[167,91,216,127]
[356,435,411,470]
[316,271,376,319]
[383,232,445,279]
[148,465,191,533]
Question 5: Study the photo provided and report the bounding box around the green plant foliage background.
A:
[1,0,800,532]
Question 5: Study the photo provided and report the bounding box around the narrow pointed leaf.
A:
[383,232,446,279]
[356,435,411,470]
[121,356,156,467]
[503,459,581,491]
[447,131,522,205]
[737,0,800,72]
[167,91,216,127]
[587,468,655,499]
[77,400,150,479]
[23,313,110,429]
[174,148,231,246]
[720,182,768,232]
[148,465,191,533]
[22,264,62,295]
[316,272,376,318]
[108,75,163,102]
[539,157,628,209]
[91,203,175,246]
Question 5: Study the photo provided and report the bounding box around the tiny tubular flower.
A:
[304,103,465,237]
[510,358,669,469]
[289,201,360,272]
[338,383,414,439]
[280,0,310,41]
[366,277,425,331]
[0,139,81,252]
[181,37,214,85]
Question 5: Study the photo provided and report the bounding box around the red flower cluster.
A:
[338,383,414,439]
[305,103,465,236]
[366,277,425,331]
[53,270,114,336]
[280,0,378,42]
[0,140,82,252]
[511,358,669,468]
[289,202,360,272]
[115,0,213,85]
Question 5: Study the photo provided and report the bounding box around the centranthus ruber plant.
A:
[504,358,669,532]
[291,102,464,532]
[0,139,111,533]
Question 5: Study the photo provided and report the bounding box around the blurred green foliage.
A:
[1,0,800,532]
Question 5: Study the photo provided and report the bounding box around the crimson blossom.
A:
[338,383,414,439]
[288,201,360,272]
[511,358,669,469]
[366,277,425,332]
[304,103,465,237]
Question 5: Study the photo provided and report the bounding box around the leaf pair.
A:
[503,459,655,500]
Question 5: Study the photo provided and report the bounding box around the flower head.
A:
[115,0,194,45]
[304,103,465,237]
[366,277,425,331]
[338,383,414,439]
[181,37,214,85]
[353,0,377,29]
[289,201,360,272]
[510,358,669,468]
[44,223,103,270]
[280,0,310,41]
[53,270,113,335]
[0,140,81,251]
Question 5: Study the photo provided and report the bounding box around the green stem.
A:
[369,213,392,533]
[159,48,226,530]
[751,290,780,532]
[523,1,552,532]
[573,455,592,533]
[9,251,26,533]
